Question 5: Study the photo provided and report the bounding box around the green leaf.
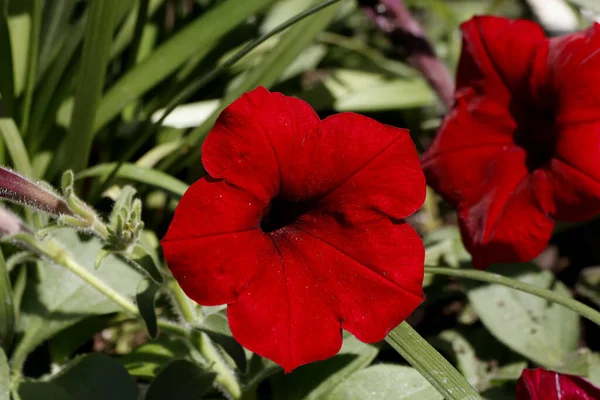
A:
[488,362,527,385]
[176,0,340,169]
[36,0,77,79]
[0,7,15,116]
[51,353,137,400]
[386,322,481,400]
[271,335,378,400]
[6,1,31,98]
[467,264,580,368]
[19,0,42,136]
[0,115,32,175]
[124,244,164,284]
[94,0,275,132]
[14,382,73,400]
[121,336,190,379]
[62,0,119,172]
[436,330,489,392]
[0,247,14,351]
[198,313,246,372]
[576,266,600,308]
[136,278,159,339]
[0,348,9,400]
[10,229,143,372]
[76,163,188,197]
[145,359,216,400]
[327,364,443,400]
[568,0,600,13]
[553,348,600,387]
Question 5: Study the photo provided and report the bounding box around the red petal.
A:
[457,151,554,268]
[314,113,425,220]
[422,93,514,206]
[458,16,546,103]
[295,214,424,341]
[549,122,600,220]
[227,215,424,373]
[161,178,271,305]
[517,368,600,400]
[202,86,320,203]
[227,234,342,373]
[549,24,600,124]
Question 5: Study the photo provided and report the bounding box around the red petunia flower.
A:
[422,17,600,269]
[517,368,600,400]
[161,87,426,372]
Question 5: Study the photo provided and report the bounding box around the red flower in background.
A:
[161,87,426,372]
[422,17,600,269]
[517,368,600,400]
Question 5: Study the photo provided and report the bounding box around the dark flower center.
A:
[511,103,557,172]
[260,199,311,233]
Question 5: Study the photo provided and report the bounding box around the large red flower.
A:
[517,368,600,400]
[422,17,600,269]
[161,87,426,372]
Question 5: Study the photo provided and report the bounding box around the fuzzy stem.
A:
[424,266,600,326]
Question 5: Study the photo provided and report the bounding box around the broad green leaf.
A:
[576,266,600,308]
[176,0,340,169]
[95,0,275,132]
[136,278,159,339]
[271,335,378,400]
[554,348,600,387]
[488,362,527,385]
[0,116,32,175]
[52,353,137,400]
[198,313,246,372]
[0,348,8,400]
[568,0,600,13]
[11,229,143,372]
[327,364,442,400]
[0,247,15,351]
[14,382,73,400]
[436,330,489,391]
[467,264,580,368]
[121,336,190,379]
[260,0,307,34]
[76,163,188,197]
[0,7,15,116]
[62,0,119,172]
[424,226,470,268]
[146,359,216,400]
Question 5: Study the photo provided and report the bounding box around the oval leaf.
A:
[467,263,580,367]
[327,364,443,400]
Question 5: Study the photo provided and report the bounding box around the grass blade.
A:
[94,0,276,133]
[0,247,15,352]
[76,163,188,197]
[36,0,76,82]
[163,0,340,171]
[19,0,42,136]
[0,7,15,117]
[61,1,119,172]
[0,111,32,175]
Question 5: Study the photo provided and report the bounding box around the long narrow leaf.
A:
[165,0,340,171]
[19,0,42,136]
[62,1,119,172]
[76,163,188,197]
[0,247,14,352]
[0,112,32,175]
[36,0,77,80]
[0,7,15,117]
[94,0,276,133]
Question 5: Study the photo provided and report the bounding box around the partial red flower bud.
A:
[517,368,600,400]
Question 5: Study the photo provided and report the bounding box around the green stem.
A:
[424,266,600,326]
[386,322,481,400]
[169,280,241,399]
